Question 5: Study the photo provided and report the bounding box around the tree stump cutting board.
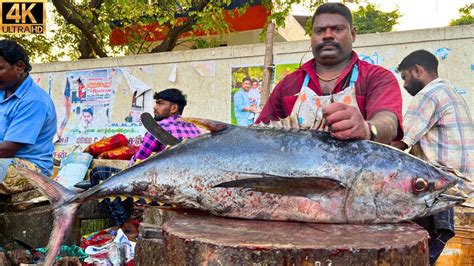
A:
[156,213,429,265]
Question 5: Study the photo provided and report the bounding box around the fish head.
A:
[388,162,470,218]
[364,159,470,222]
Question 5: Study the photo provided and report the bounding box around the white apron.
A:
[290,65,360,131]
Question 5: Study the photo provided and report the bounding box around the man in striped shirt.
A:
[392,50,473,265]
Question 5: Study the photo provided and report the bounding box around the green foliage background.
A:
[449,4,474,26]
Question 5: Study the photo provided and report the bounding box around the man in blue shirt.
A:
[234,77,257,126]
[0,40,57,194]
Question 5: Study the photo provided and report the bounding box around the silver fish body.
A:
[17,122,470,265]
[79,125,462,223]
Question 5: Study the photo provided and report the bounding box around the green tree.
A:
[11,0,324,62]
[8,0,400,62]
[449,3,474,26]
[0,35,62,63]
[352,3,400,34]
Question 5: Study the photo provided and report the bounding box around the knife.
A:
[140,112,180,146]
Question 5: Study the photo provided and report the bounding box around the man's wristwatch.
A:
[367,121,378,141]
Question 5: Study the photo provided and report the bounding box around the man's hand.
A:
[391,141,408,151]
[323,102,370,140]
[249,106,258,113]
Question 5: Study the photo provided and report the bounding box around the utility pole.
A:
[261,22,275,106]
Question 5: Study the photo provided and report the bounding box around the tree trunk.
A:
[261,22,275,107]
[78,36,94,59]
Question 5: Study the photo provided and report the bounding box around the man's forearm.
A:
[369,111,399,144]
[0,141,22,158]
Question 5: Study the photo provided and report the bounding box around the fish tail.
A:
[15,166,81,265]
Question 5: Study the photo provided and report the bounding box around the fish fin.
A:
[214,176,345,197]
[254,122,267,128]
[441,165,471,182]
[14,166,80,266]
[144,197,153,204]
[251,115,302,130]
[181,117,228,133]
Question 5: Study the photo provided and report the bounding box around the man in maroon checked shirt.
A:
[89,88,201,228]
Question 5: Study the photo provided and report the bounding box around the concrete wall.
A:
[31,25,473,155]
[32,25,474,159]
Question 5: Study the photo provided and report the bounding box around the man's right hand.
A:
[323,102,369,140]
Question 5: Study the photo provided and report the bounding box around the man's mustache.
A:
[316,41,341,52]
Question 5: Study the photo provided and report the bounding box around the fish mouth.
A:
[436,192,467,203]
[448,178,474,198]
[421,182,472,216]
[436,180,473,204]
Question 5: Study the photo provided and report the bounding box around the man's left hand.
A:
[391,141,408,151]
[322,102,370,140]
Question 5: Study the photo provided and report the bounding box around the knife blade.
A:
[140,112,180,146]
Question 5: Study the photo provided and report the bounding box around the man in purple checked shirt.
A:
[89,88,201,228]
[131,88,201,163]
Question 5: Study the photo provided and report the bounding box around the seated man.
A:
[0,40,57,194]
[90,88,201,226]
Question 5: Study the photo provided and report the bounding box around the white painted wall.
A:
[32,24,474,124]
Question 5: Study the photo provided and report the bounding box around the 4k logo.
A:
[0,0,45,34]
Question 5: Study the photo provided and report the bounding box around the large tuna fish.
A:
[16,118,472,265]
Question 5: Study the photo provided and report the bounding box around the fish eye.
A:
[413,177,429,193]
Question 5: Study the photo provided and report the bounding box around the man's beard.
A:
[154,115,167,121]
[407,79,425,96]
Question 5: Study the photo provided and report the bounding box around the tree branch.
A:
[150,0,210,53]
[52,0,108,58]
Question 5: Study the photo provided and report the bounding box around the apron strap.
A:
[303,74,310,88]
[349,64,359,88]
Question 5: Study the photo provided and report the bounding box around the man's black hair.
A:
[312,2,353,27]
[153,88,187,114]
[242,77,252,83]
[0,39,32,72]
[82,107,94,116]
[251,78,259,83]
[397,50,439,75]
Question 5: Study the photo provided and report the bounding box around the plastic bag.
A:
[54,152,93,189]
[98,146,138,160]
[84,134,129,156]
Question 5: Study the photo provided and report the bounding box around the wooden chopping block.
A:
[154,213,429,265]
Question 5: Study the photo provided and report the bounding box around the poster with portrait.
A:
[230,65,263,126]
[51,67,151,159]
